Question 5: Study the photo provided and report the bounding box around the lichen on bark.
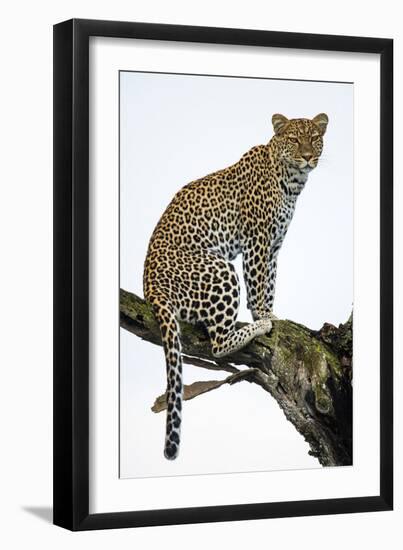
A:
[120,288,352,466]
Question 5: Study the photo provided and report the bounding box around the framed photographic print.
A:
[53,19,393,530]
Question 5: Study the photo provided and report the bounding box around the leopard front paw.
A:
[254,318,273,336]
[267,312,280,321]
[252,309,277,322]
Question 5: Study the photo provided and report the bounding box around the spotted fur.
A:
[143,113,328,459]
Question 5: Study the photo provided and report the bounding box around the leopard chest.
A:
[269,199,296,252]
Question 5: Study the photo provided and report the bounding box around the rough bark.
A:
[120,288,352,467]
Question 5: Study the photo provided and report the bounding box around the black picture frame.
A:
[53,18,393,531]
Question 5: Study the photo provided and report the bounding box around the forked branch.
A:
[120,288,352,466]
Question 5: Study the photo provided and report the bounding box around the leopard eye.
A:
[289,137,298,143]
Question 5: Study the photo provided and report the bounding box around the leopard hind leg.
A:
[203,260,272,358]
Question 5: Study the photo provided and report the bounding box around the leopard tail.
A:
[153,302,183,460]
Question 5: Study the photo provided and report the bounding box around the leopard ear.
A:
[272,114,289,135]
[312,113,329,135]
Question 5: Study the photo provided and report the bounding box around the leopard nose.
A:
[301,152,313,161]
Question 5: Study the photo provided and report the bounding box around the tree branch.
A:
[120,288,352,466]
[151,369,256,413]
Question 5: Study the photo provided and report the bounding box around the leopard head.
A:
[271,113,328,172]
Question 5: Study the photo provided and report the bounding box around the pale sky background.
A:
[119,71,353,479]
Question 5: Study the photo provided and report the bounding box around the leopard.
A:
[143,113,329,460]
